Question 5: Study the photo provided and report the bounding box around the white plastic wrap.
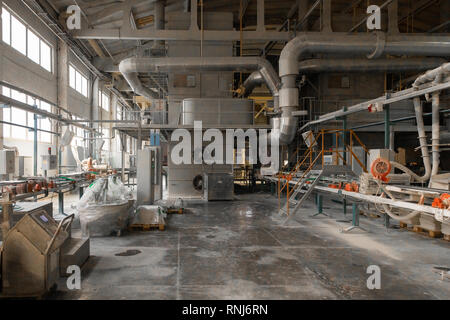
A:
[78,176,134,237]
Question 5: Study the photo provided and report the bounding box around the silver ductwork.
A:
[119,56,280,88]
[119,55,283,133]
[241,71,280,111]
[278,32,450,145]
[297,58,446,74]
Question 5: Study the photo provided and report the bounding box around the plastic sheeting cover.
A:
[78,176,134,237]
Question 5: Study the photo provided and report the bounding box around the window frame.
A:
[2,6,53,73]
[69,64,89,98]
[98,89,110,112]
[2,86,54,143]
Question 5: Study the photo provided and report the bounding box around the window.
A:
[116,105,122,121]
[98,90,110,112]
[2,7,53,72]
[102,128,110,152]
[69,64,89,97]
[2,86,53,143]
[70,116,86,148]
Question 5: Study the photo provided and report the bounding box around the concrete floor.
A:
[47,192,450,300]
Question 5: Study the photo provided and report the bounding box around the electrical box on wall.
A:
[41,155,57,171]
[0,150,16,175]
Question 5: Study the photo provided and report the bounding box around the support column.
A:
[153,0,166,50]
[190,0,199,31]
[297,0,310,30]
[441,0,449,32]
[384,105,390,149]
[384,104,391,228]
[92,78,100,159]
[0,0,3,150]
[388,0,399,34]
[256,0,265,32]
[57,40,69,172]
[322,0,332,33]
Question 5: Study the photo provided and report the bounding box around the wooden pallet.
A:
[399,222,408,229]
[128,224,165,232]
[167,208,184,215]
[413,226,442,239]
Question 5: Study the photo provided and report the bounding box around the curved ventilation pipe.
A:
[119,56,279,99]
[391,98,431,183]
[278,33,450,145]
[119,56,285,138]
[241,71,280,111]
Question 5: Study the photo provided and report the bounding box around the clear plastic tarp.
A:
[78,176,134,237]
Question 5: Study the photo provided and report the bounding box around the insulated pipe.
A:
[278,33,450,144]
[430,92,441,187]
[296,58,446,74]
[242,71,266,97]
[121,71,160,100]
[413,62,450,88]
[119,57,280,98]
[241,71,280,111]
[390,97,432,183]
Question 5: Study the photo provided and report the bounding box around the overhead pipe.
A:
[278,33,450,144]
[119,55,283,134]
[119,57,280,96]
[296,58,446,74]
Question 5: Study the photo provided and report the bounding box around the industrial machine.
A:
[203,173,234,201]
[0,150,15,176]
[1,212,71,297]
[0,209,90,297]
[137,147,162,206]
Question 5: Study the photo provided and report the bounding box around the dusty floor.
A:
[45,191,450,300]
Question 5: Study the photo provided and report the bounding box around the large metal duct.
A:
[278,33,450,144]
[242,57,445,96]
[119,56,280,105]
[297,58,446,74]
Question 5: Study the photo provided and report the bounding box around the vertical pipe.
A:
[430,92,441,187]
[384,104,390,149]
[384,104,391,228]
[317,194,323,214]
[352,203,359,227]
[34,111,38,176]
[257,0,265,32]
[342,110,348,165]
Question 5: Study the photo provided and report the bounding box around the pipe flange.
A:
[367,31,386,59]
